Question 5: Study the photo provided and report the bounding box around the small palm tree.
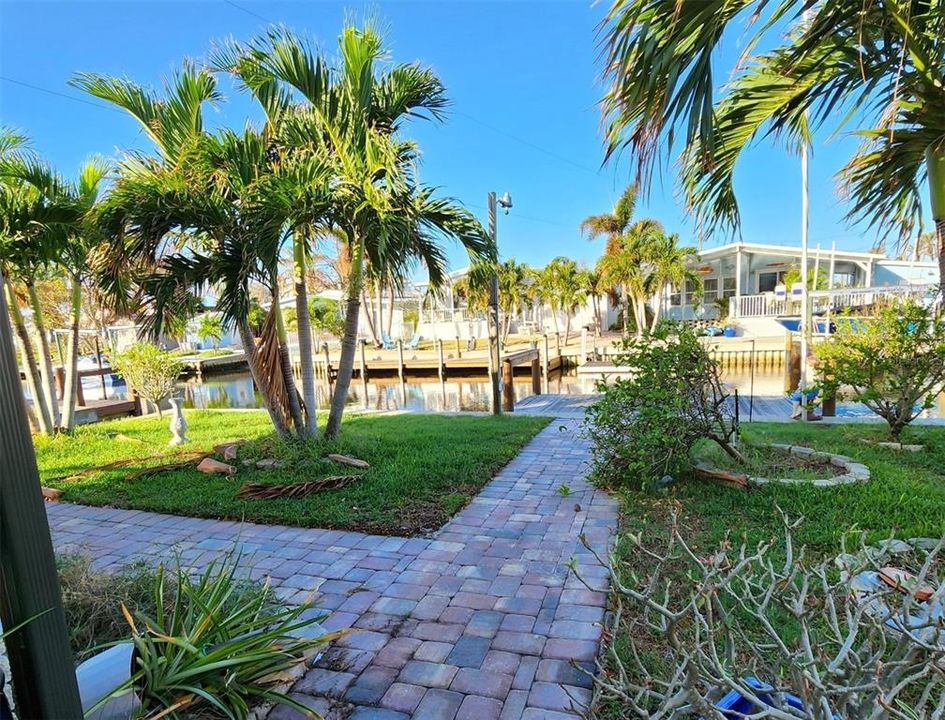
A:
[645,231,698,331]
[196,313,225,348]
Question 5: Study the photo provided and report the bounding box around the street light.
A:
[488,191,512,415]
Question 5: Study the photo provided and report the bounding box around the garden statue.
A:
[168,394,189,446]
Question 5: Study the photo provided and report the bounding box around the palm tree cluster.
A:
[582,184,698,336]
[1,130,109,435]
[10,21,491,442]
[600,0,945,288]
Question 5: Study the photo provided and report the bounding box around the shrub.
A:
[57,554,269,662]
[816,300,945,438]
[90,556,341,719]
[110,342,182,418]
[590,516,945,718]
[584,324,741,489]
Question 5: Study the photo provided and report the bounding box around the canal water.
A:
[173,368,945,419]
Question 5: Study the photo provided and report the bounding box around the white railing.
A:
[734,284,935,318]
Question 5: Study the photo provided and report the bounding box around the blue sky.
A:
[1,0,903,276]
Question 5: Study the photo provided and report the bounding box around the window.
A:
[832,271,855,288]
[758,271,786,293]
[703,278,718,302]
[722,277,737,298]
[685,279,698,305]
[669,285,681,306]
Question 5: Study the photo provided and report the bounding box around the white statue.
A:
[168,394,189,446]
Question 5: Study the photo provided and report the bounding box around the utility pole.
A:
[0,271,84,718]
[487,191,512,416]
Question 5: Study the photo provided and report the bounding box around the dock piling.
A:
[542,333,550,394]
[437,339,445,381]
[502,359,514,412]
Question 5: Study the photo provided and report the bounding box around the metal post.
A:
[799,120,810,422]
[0,272,84,718]
[488,191,501,415]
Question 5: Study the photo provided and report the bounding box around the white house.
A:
[662,241,937,336]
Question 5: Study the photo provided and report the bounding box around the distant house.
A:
[663,242,937,328]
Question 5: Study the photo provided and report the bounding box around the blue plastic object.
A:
[709,677,838,719]
[723,326,737,338]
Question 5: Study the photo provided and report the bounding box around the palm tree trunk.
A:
[635,297,646,337]
[650,285,663,333]
[564,311,572,345]
[621,284,631,337]
[272,285,305,436]
[26,281,60,429]
[360,286,380,346]
[326,235,365,440]
[293,236,316,437]
[385,282,395,337]
[237,317,291,438]
[6,283,53,435]
[61,276,82,431]
[926,148,945,292]
[592,294,601,336]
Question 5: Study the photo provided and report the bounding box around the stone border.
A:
[747,444,870,488]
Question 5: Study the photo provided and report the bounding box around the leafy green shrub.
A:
[58,554,272,661]
[584,324,741,489]
[816,300,945,438]
[90,556,340,719]
[111,342,182,418]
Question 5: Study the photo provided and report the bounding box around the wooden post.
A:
[502,359,514,411]
[95,335,107,397]
[580,327,588,364]
[397,339,405,383]
[783,331,794,392]
[75,370,85,407]
[555,332,561,356]
[542,333,550,394]
[531,357,541,395]
[131,388,143,416]
[455,336,462,359]
[54,365,65,399]
[437,339,445,381]
[322,342,332,388]
[0,272,84,720]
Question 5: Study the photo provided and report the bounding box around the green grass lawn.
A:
[37,411,550,535]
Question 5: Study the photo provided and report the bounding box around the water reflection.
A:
[179,371,597,413]
[178,369,945,419]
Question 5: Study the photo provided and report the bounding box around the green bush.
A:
[110,343,183,418]
[584,324,740,489]
[816,300,945,438]
[87,555,339,719]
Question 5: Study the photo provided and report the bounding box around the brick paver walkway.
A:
[47,418,618,719]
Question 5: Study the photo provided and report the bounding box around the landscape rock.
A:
[41,486,63,501]
[255,458,284,469]
[215,443,239,461]
[327,453,370,470]
[875,539,912,555]
[197,458,237,476]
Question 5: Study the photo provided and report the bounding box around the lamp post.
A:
[487,191,512,415]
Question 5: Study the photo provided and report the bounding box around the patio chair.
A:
[380,333,395,350]
[405,332,422,350]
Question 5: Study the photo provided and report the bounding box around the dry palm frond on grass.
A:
[237,475,361,500]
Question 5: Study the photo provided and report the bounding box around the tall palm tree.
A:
[584,266,606,336]
[601,0,945,288]
[74,66,316,437]
[224,24,490,439]
[497,259,528,341]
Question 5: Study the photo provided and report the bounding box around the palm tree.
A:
[0,135,106,433]
[224,25,491,439]
[75,66,315,437]
[581,185,663,336]
[497,259,528,341]
[645,231,698,332]
[601,0,945,288]
[584,266,606,336]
